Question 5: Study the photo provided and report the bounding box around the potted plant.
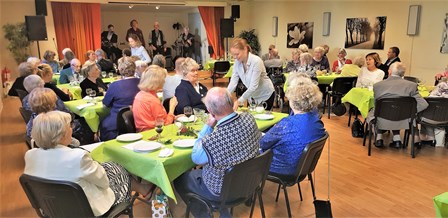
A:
[238,29,261,56]
[3,23,31,64]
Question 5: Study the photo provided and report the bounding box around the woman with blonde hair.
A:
[84,50,97,66]
[100,57,140,141]
[128,33,151,64]
[24,110,154,216]
[310,46,330,71]
[355,52,385,87]
[260,75,325,175]
[284,49,302,73]
[80,62,108,97]
[39,63,72,101]
[332,48,352,73]
[227,38,275,110]
[174,57,208,114]
[42,50,59,73]
[133,65,178,132]
[298,52,316,77]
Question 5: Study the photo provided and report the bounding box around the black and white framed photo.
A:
[287,22,313,49]
[345,16,387,50]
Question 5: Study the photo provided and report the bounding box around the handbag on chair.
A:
[313,135,333,218]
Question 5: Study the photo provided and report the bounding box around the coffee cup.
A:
[255,106,265,113]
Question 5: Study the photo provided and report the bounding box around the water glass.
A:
[78,74,85,82]
[108,72,114,78]
[184,106,193,118]
[101,71,107,78]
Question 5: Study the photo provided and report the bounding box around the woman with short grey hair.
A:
[134,60,148,78]
[8,62,38,96]
[310,46,330,71]
[24,110,154,216]
[152,54,166,68]
[80,62,108,97]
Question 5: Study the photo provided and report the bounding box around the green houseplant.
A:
[238,29,261,56]
[3,23,31,64]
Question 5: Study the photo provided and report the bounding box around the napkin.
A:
[80,142,103,152]
[122,140,143,151]
[158,148,174,158]
[76,102,95,110]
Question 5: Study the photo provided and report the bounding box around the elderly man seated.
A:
[174,87,261,218]
[264,48,283,69]
[370,62,428,148]
[59,58,81,84]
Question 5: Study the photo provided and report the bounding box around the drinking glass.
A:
[249,99,257,112]
[108,72,114,78]
[89,90,97,102]
[155,117,164,142]
[101,71,107,78]
[78,74,85,82]
[85,88,92,97]
[238,101,244,111]
[184,106,193,118]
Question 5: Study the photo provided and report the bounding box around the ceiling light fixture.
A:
[155,5,160,10]
[128,4,134,9]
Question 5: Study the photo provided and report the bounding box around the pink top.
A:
[332,59,352,73]
[132,90,174,132]
[436,70,448,78]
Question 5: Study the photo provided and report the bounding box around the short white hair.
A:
[135,60,148,68]
[62,48,72,55]
[390,62,406,77]
[31,111,72,149]
[23,75,44,92]
[27,57,41,67]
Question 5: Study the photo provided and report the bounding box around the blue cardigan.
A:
[174,80,208,115]
[260,111,326,175]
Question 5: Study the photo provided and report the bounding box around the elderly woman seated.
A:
[152,54,166,68]
[339,56,365,77]
[8,62,38,97]
[22,75,68,113]
[297,52,316,78]
[100,57,140,141]
[39,63,72,101]
[310,46,330,71]
[284,49,302,73]
[134,60,148,78]
[332,48,352,73]
[355,52,385,88]
[133,65,178,132]
[174,58,208,115]
[24,111,154,216]
[80,62,108,98]
[42,50,60,74]
[260,74,326,176]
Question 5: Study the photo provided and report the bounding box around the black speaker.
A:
[35,0,47,16]
[25,16,48,41]
[220,18,234,38]
[231,5,240,19]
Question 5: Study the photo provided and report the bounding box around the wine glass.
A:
[101,71,107,78]
[155,117,164,142]
[184,106,193,118]
[78,74,84,82]
[89,90,97,102]
[85,88,92,98]
[108,72,114,78]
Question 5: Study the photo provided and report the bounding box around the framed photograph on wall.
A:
[345,16,387,49]
[441,13,448,54]
[287,22,313,49]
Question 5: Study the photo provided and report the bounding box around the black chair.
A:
[267,67,286,110]
[117,106,136,135]
[16,89,28,102]
[163,97,172,113]
[184,150,273,218]
[403,76,420,83]
[323,77,357,119]
[19,107,32,124]
[365,97,418,157]
[417,98,448,146]
[19,174,134,218]
[266,132,329,218]
[212,61,231,86]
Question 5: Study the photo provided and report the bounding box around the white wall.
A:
[237,0,448,84]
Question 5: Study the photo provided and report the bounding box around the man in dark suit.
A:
[149,21,168,56]
[101,24,122,63]
[370,62,428,148]
[379,46,401,79]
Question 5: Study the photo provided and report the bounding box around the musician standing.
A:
[101,24,122,63]
[149,22,167,56]
[181,26,194,58]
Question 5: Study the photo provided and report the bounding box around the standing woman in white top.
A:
[128,33,151,64]
[355,52,385,88]
[227,38,275,110]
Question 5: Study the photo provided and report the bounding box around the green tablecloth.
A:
[434,192,448,218]
[90,111,288,202]
[341,86,433,118]
[52,74,60,85]
[63,97,110,132]
[57,84,82,100]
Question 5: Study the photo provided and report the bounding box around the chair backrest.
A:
[374,97,417,121]
[19,174,96,217]
[418,97,448,124]
[331,77,357,95]
[16,89,29,102]
[267,67,283,76]
[19,107,33,124]
[293,132,329,181]
[219,150,273,207]
[403,76,420,83]
[214,61,231,74]
[163,98,171,113]
[117,106,136,135]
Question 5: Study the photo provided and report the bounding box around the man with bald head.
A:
[149,21,167,55]
[59,58,81,84]
[174,87,261,217]
[162,57,185,101]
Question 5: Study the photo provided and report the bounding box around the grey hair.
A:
[27,57,41,67]
[31,111,72,149]
[352,56,365,68]
[81,61,98,77]
[314,46,325,54]
[152,54,166,68]
[135,60,148,68]
[390,62,406,77]
[95,49,106,59]
[300,53,313,65]
[179,58,199,78]
[18,62,36,77]
[203,87,233,116]
[298,44,309,53]
[286,77,322,112]
[291,49,302,57]
[23,75,44,92]
[117,56,136,77]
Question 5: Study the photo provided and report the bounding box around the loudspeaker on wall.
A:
[231,5,240,19]
[323,12,331,36]
[35,0,47,16]
[25,15,48,41]
[272,16,278,37]
[407,5,421,36]
[220,18,234,38]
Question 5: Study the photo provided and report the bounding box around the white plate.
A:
[116,133,143,142]
[176,115,196,123]
[133,141,162,152]
[173,139,197,148]
[254,114,275,120]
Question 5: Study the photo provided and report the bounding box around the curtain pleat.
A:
[198,7,224,59]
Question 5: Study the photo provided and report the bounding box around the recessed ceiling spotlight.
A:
[155,5,160,10]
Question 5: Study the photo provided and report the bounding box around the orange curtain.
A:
[198,7,224,59]
[51,2,101,64]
